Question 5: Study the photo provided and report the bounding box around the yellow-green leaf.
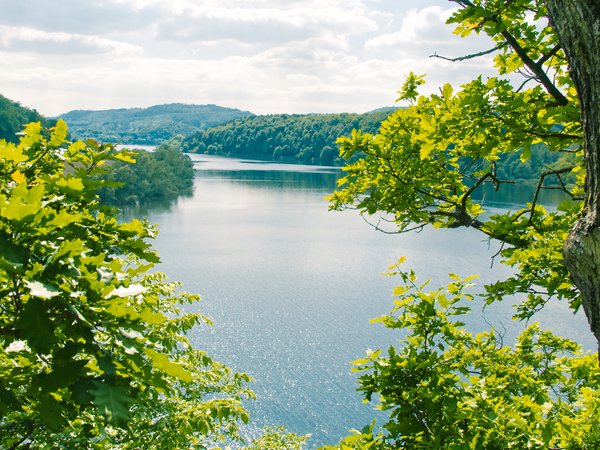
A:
[145,348,193,383]
[49,119,68,147]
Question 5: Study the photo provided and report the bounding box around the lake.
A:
[126,154,595,448]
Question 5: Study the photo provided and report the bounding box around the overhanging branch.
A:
[449,0,569,106]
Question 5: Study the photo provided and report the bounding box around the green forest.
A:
[0,95,567,186]
[60,103,253,145]
[97,136,195,205]
[0,95,52,143]
[0,96,196,207]
[181,111,393,165]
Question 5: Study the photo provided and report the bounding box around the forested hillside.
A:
[182,109,569,178]
[60,103,253,145]
[181,111,392,165]
[0,94,51,142]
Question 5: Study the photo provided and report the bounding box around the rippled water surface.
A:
[126,154,594,447]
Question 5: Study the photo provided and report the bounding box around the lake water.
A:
[126,154,595,448]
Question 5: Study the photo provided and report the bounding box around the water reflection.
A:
[198,168,340,192]
[119,197,178,217]
[475,182,570,208]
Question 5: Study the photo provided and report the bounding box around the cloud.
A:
[0,26,142,56]
[0,0,505,117]
[365,6,457,50]
[155,2,379,46]
[251,35,354,74]
[0,0,159,35]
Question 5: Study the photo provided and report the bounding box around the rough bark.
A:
[546,0,600,353]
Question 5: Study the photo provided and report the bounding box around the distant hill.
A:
[367,106,400,114]
[59,103,254,145]
[181,111,394,165]
[0,94,51,143]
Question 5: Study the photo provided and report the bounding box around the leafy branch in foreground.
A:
[0,121,300,448]
[328,0,600,448]
[328,0,585,331]
[332,263,599,449]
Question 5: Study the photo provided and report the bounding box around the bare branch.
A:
[529,166,575,222]
[360,214,425,235]
[523,129,582,140]
[430,43,507,62]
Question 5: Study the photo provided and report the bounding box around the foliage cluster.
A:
[325,264,600,449]
[60,103,253,145]
[181,111,392,166]
[327,0,600,448]
[0,94,51,144]
[97,136,195,206]
[0,121,304,448]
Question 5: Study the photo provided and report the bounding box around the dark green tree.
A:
[98,135,195,205]
[0,94,49,143]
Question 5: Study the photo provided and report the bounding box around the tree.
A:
[181,112,391,165]
[0,94,50,143]
[319,146,337,166]
[545,0,600,356]
[98,135,195,206]
[0,121,299,448]
[328,0,600,447]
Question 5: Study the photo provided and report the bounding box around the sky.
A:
[0,0,496,116]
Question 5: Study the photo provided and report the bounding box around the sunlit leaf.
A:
[145,348,193,383]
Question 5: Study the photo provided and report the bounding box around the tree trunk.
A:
[546,0,600,354]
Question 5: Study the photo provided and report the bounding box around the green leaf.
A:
[49,119,68,146]
[139,308,168,324]
[106,284,148,298]
[90,381,133,426]
[0,239,26,271]
[16,298,57,354]
[51,239,85,263]
[0,140,27,163]
[47,210,83,228]
[37,395,66,429]
[441,83,453,100]
[56,177,85,192]
[37,359,88,391]
[145,348,194,383]
[420,140,436,160]
[113,152,137,164]
[2,184,45,221]
[520,145,532,163]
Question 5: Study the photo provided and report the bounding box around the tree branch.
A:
[430,43,507,62]
[500,30,568,105]
[529,166,575,222]
[537,43,562,66]
[450,0,569,106]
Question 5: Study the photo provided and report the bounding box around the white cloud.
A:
[155,1,378,45]
[0,0,161,35]
[0,26,142,56]
[366,6,456,49]
[0,0,503,116]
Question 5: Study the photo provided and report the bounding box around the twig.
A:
[430,43,507,62]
